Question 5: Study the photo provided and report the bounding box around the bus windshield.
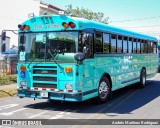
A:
[18,32,78,63]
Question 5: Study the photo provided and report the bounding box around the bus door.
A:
[79,31,95,89]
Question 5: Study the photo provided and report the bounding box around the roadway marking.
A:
[49,109,79,119]
[28,107,56,119]
[0,104,18,111]
[71,89,139,128]
[0,126,15,128]
[28,111,49,119]
[0,108,27,116]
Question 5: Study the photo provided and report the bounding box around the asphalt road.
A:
[0,73,159,128]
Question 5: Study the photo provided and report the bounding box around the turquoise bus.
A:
[158,42,160,72]
[16,15,158,103]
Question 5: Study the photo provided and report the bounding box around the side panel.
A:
[94,54,158,91]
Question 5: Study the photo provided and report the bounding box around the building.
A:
[0,0,64,50]
[0,35,10,53]
[39,2,64,15]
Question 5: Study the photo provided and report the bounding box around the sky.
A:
[41,0,160,37]
[0,0,160,47]
[0,0,39,47]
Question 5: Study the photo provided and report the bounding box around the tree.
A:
[65,4,109,24]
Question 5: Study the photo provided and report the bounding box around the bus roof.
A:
[19,15,157,42]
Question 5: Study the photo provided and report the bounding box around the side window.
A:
[133,38,137,53]
[144,41,148,53]
[81,33,93,58]
[152,42,157,54]
[103,33,110,53]
[123,36,128,53]
[128,37,132,53]
[78,33,83,52]
[147,41,151,53]
[95,32,102,53]
[141,40,144,53]
[137,39,140,53]
[111,34,117,53]
[117,35,122,53]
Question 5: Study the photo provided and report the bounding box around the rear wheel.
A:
[139,68,146,88]
[96,76,111,103]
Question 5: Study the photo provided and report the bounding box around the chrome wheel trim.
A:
[142,76,146,84]
[99,81,109,99]
[142,70,146,85]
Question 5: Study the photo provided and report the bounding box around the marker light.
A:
[23,25,30,30]
[62,22,68,29]
[65,67,72,73]
[18,24,24,31]
[20,65,26,71]
[69,22,75,28]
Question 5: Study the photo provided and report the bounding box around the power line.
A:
[111,16,160,23]
[123,24,160,29]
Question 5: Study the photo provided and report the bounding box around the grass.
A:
[0,88,17,98]
[0,75,17,86]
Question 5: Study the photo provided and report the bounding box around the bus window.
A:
[111,34,117,53]
[78,33,83,52]
[147,41,151,53]
[141,40,144,53]
[95,32,102,53]
[117,36,122,53]
[123,36,128,53]
[82,33,93,58]
[133,38,137,53]
[128,37,132,53]
[103,33,110,53]
[152,42,157,53]
[143,41,147,53]
[137,39,140,53]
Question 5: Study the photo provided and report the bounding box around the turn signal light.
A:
[20,65,26,71]
[23,25,30,30]
[65,67,72,73]
[18,24,30,31]
[62,22,68,29]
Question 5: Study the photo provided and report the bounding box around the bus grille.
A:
[32,65,57,89]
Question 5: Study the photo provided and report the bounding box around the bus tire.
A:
[139,68,146,88]
[96,76,111,104]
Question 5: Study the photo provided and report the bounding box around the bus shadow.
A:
[24,80,160,115]
[102,80,160,115]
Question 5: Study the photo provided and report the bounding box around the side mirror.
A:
[1,31,6,41]
[19,46,25,51]
[20,35,25,44]
[74,52,85,62]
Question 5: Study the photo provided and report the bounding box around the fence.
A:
[0,59,17,76]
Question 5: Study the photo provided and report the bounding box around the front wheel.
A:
[139,68,146,88]
[96,76,111,103]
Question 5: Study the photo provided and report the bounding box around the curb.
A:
[0,84,17,98]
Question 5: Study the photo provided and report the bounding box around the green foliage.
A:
[65,4,109,24]
[0,75,17,85]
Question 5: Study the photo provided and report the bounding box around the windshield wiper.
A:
[48,50,63,70]
[27,57,37,71]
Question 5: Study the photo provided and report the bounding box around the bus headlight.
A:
[65,83,73,89]
[20,81,27,86]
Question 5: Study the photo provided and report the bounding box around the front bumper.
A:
[17,90,82,102]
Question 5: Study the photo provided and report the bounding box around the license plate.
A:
[40,92,48,97]
[23,86,27,89]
